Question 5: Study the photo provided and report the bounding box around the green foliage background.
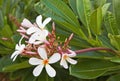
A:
[0,0,120,81]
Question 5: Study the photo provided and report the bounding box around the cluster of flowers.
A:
[11,15,77,77]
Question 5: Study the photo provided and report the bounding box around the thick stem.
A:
[75,47,117,54]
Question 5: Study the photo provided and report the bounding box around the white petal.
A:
[42,30,49,37]
[18,36,24,46]
[21,18,34,28]
[42,17,51,28]
[26,27,40,35]
[38,47,47,59]
[45,64,56,77]
[18,44,25,51]
[12,53,19,61]
[60,58,68,69]
[28,32,46,44]
[35,31,47,41]
[49,53,61,64]
[33,65,44,77]
[29,57,42,65]
[66,57,77,65]
[15,44,19,50]
[67,53,76,57]
[28,33,37,44]
[68,50,76,57]
[11,51,20,59]
[36,15,43,28]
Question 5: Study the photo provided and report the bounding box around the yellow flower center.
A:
[43,59,49,65]
[63,55,68,59]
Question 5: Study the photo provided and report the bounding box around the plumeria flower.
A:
[11,36,25,61]
[29,47,60,77]
[26,15,51,44]
[60,50,77,69]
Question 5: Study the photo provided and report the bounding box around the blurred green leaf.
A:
[0,24,13,37]
[93,0,107,8]
[110,57,120,63]
[68,0,78,15]
[102,3,111,17]
[107,74,120,81]
[76,0,91,37]
[0,55,13,72]
[0,10,4,30]
[90,7,102,35]
[21,68,37,81]
[10,68,36,81]
[76,0,91,26]
[113,0,120,30]
[3,61,31,72]
[104,12,120,35]
[98,35,115,49]
[70,59,120,79]
[37,69,54,81]
[108,34,120,50]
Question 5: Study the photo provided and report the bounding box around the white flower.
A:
[21,18,35,28]
[29,47,60,77]
[26,15,51,44]
[60,50,77,69]
[11,36,25,61]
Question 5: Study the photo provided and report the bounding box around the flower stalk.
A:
[75,47,118,55]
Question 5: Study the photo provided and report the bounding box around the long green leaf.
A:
[113,0,120,30]
[76,0,91,26]
[76,0,92,37]
[3,61,31,72]
[0,10,4,30]
[42,0,79,27]
[70,59,120,79]
[90,7,102,35]
[107,74,120,81]
[68,0,78,15]
[104,12,119,35]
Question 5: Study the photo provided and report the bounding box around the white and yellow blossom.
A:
[26,15,51,45]
[60,50,77,69]
[11,36,25,61]
[29,47,60,77]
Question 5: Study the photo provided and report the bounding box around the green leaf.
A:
[21,68,37,81]
[70,59,120,79]
[0,24,13,37]
[10,68,36,81]
[37,69,54,81]
[110,57,120,63]
[104,12,119,35]
[93,0,107,8]
[42,0,79,26]
[108,34,120,50]
[113,0,120,30]
[0,45,13,55]
[90,7,102,35]
[76,0,92,37]
[76,0,91,26]
[68,0,78,15]
[98,35,115,49]
[0,55,13,72]
[107,74,120,81]
[3,61,31,72]
[0,10,4,30]
[102,3,111,17]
